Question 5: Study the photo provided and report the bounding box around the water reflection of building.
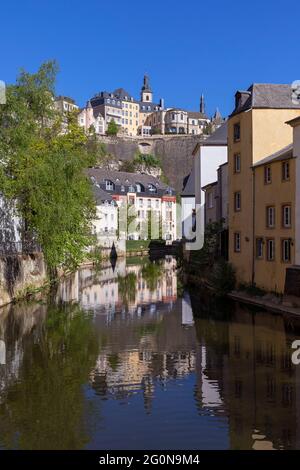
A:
[89,296,197,410]
[192,295,300,450]
[58,257,177,318]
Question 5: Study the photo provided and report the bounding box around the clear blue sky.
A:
[1,0,299,117]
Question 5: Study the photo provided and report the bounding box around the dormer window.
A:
[148,184,157,193]
[128,185,135,193]
[136,183,145,193]
[105,180,115,191]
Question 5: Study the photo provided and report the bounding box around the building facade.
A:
[228,84,300,291]
[184,122,228,251]
[89,169,177,241]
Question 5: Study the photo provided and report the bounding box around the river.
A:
[0,255,300,450]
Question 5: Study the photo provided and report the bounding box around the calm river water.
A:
[0,256,300,450]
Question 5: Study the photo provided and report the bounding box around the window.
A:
[282,239,291,263]
[256,238,264,259]
[139,198,143,207]
[234,153,241,173]
[128,185,135,193]
[234,191,241,211]
[264,165,272,184]
[282,205,291,227]
[147,199,151,208]
[121,185,125,192]
[156,199,159,208]
[267,239,275,261]
[282,161,290,181]
[234,123,240,142]
[234,232,241,252]
[266,206,275,228]
[105,180,114,191]
[208,192,214,208]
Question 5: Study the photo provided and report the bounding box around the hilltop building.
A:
[75,75,219,137]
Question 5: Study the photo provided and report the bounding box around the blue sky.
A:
[1,0,299,117]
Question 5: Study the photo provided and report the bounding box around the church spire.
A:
[200,94,205,114]
[142,74,152,92]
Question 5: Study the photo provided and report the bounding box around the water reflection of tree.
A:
[117,272,137,306]
[0,303,99,450]
[141,261,163,292]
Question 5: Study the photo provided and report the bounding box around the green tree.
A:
[106,119,118,136]
[0,62,97,276]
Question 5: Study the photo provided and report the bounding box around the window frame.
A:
[234,191,241,212]
[281,238,292,263]
[282,204,292,228]
[234,232,241,253]
[266,206,275,228]
[266,238,275,261]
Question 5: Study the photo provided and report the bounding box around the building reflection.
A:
[192,296,300,450]
[1,257,300,449]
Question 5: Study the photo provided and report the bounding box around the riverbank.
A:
[186,270,300,318]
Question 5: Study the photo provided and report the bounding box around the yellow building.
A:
[252,145,295,292]
[228,84,300,292]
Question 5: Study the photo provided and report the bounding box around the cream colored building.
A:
[228,84,300,292]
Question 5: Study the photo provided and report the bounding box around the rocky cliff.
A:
[98,135,203,193]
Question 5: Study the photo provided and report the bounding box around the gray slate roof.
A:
[88,168,175,197]
[93,186,114,205]
[188,111,208,120]
[231,84,300,116]
[253,143,293,168]
[202,121,228,146]
[181,166,195,197]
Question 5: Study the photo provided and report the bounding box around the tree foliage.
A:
[0,61,98,273]
[106,119,118,136]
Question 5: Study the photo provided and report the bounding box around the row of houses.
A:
[55,75,224,137]
[182,83,300,295]
[89,169,178,247]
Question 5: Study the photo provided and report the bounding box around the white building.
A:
[89,169,177,242]
[92,186,118,248]
[78,100,106,135]
[182,122,228,250]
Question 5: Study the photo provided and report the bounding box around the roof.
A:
[231,84,300,116]
[286,116,300,127]
[252,143,293,168]
[203,121,228,145]
[88,168,175,197]
[188,111,208,120]
[93,186,114,205]
[181,166,195,197]
[202,180,218,191]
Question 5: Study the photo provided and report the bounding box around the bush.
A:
[209,259,236,296]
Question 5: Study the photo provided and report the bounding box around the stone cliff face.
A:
[98,135,203,192]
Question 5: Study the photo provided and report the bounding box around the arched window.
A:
[136,182,145,193]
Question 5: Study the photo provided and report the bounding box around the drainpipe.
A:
[252,167,255,285]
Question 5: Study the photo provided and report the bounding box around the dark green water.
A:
[0,256,300,450]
